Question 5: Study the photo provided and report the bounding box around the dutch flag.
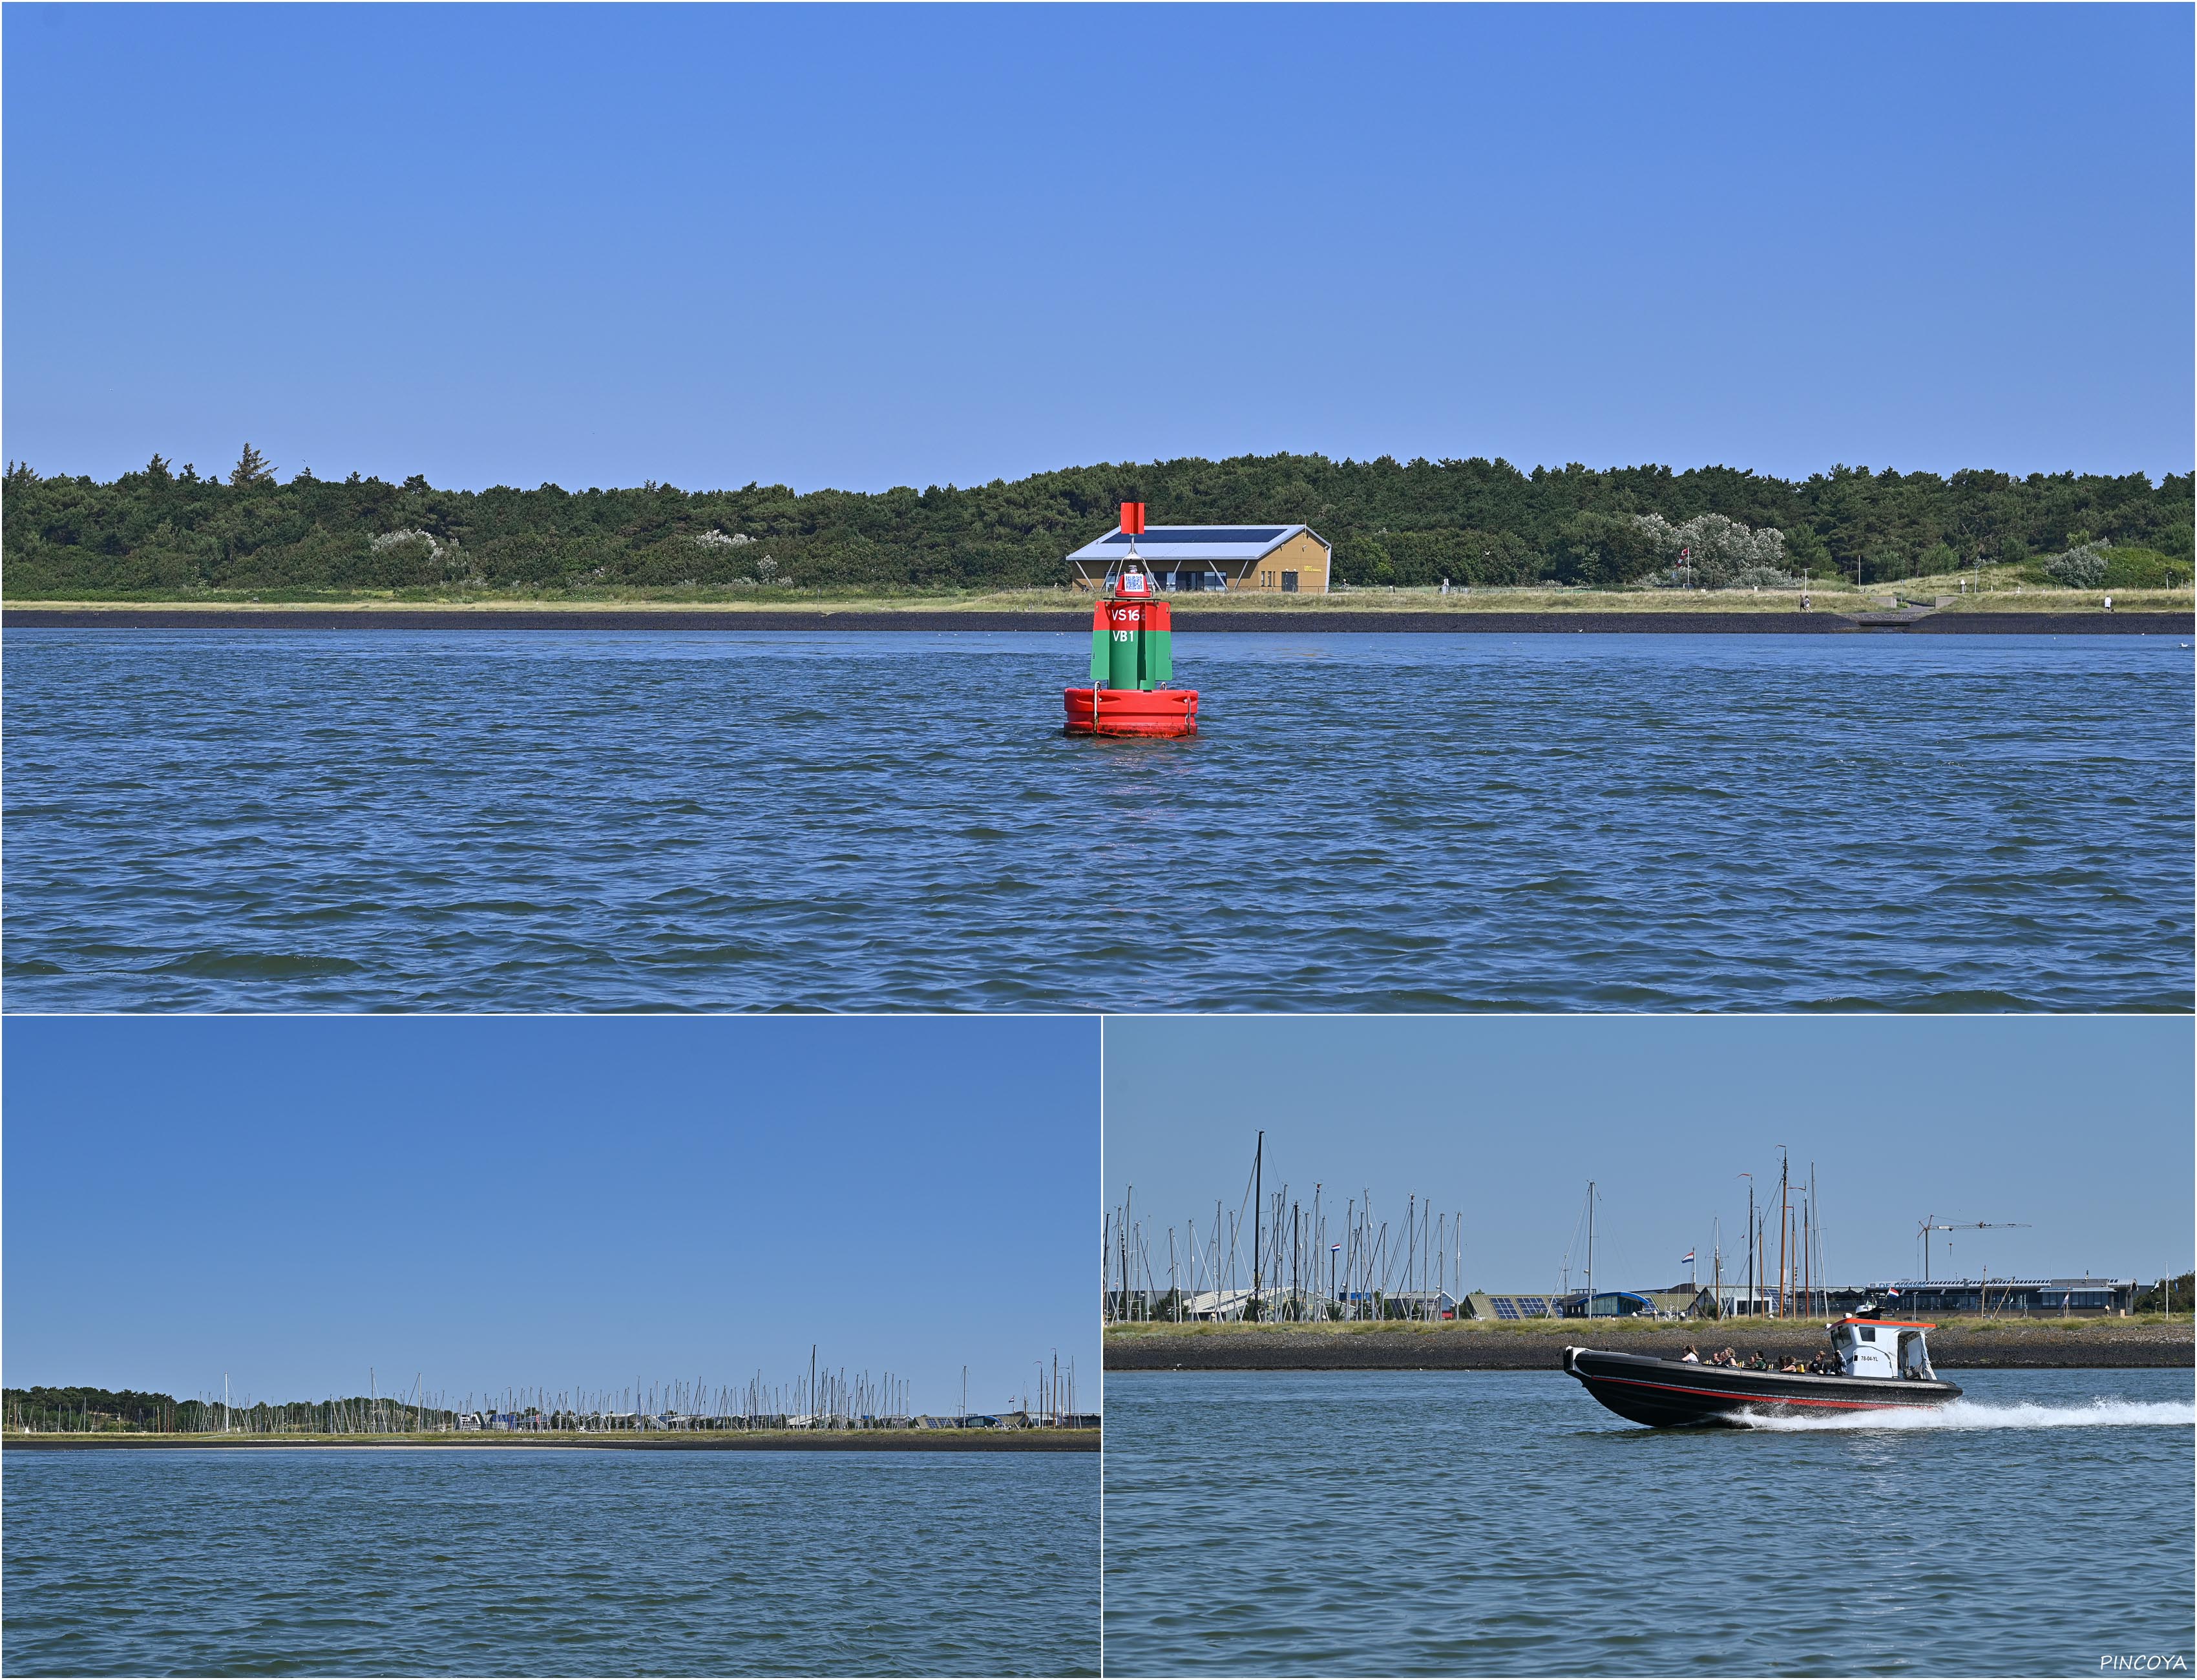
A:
[1886,1286,1902,1298]
[1681,1250,1695,1265]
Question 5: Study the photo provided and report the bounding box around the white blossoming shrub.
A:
[2043,541,2109,589]
[689,530,753,548]
[372,527,445,558]
[367,527,476,584]
[1633,513,1789,588]
[1729,564,1802,590]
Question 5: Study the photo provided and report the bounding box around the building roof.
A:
[1066,524,1329,568]
[1181,1288,1256,1315]
[1474,1293,1559,1320]
[1882,1276,2134,1289]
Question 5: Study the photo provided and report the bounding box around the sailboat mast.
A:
[1746,1179,1754,1315]
[1586,1181,1595,1304]
[1712,1221,1721,1318]
[1292,1202,1300,1320]
[1123,1186,1133,1321]
[1251,1131,1263,1321]
[1766,1150,1783,1318]
[1811,1162,1820,1315]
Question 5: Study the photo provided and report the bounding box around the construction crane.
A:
[1916,1215,2031,1281]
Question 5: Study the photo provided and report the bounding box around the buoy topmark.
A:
[1064,503,1198,738]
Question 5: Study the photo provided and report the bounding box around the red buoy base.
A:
[1064,687,1199,738]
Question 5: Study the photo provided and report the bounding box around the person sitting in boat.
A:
[1745,1350,1769,1370]
[1679,1345,1700,1363]
[1709,1347,1738,1367]
[1778,1355,1802,1373]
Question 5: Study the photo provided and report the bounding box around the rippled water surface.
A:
[1102,1369,2194,1677]
[1,1447,1097,1676]
[5,630,2189,1010]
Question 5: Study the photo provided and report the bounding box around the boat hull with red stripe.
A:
[1562,1346,1961,1427]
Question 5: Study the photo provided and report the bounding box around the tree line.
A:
[2131,1272,2194,1314]
[6,1385,182,1431]
[3,1384,447,1433]
[4,448,2189,596]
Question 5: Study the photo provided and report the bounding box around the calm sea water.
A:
[1,1446,1096,1677]
[5,630,2189,1011]
[1102,1369,2195,1678]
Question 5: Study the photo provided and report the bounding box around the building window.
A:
[1281,571,1298,593]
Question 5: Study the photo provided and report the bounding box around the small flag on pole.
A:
[1681,1250,1695,1264]
[1886,1286,1901,1298]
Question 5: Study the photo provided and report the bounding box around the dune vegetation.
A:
[5,450,2187,605]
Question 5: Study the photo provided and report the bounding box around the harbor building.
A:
[1383,1290,1464,1319]
[1470,1287,1706,1319]
[1066,523,1333,593]
[1482,1276,2142,1320]
[1112,1276,2147,1326]
[1556,1288,1704,1319]
[1176,1288,1256,1320]
[1471,1292,1561,1320]
[1873,1276,2139,1316]
[1696,1276,2141,1318]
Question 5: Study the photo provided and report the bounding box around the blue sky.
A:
[1103,1016,2194,1292]
[4,1018,1097,1414]
[5,3,2188,492]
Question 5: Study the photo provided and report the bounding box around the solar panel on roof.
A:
[1097,528,1288,544]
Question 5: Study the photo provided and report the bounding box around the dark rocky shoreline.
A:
[4,1429,1098,1453]
[1106,1325,2194,1372]
[5,607,2187,634]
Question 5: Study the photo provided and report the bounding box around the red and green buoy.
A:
[1063,501,1199,737]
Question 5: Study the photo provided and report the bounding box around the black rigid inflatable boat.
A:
[1562,1314,1962,1427]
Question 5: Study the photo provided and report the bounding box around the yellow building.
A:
[1066,523,1332,594]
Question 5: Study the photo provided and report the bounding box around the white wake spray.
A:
[1735,1396,2192,1433]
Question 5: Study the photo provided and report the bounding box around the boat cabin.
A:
[1831,1316,1937,1380]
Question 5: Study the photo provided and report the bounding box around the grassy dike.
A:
[1104,1317,2194,1372]
[5,569,2189,620]
[4,1427,1098,1453]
